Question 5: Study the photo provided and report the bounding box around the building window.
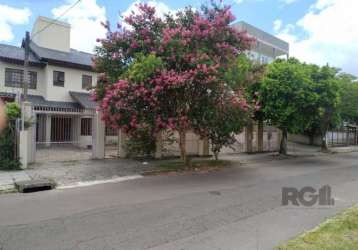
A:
[82,75,92,90]
[53,71,65,87]
[5,68,37,89]
[81,118,92,136]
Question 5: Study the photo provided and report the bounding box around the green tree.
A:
[305,64,341,151]
[258,58,317,155]
[93,3,254,165]
[338,73,358,124]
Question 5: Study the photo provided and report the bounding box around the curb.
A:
[57,175,143,189]
[0,184,17,194]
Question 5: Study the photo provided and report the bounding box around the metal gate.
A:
[327,127,358,146]
[105,126,119,158]
[35,114,93,163]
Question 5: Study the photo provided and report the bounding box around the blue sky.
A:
[0,0,357,75]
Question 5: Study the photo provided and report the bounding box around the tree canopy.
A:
[93,2,256,163]
[338,73,358,124]
[257,58,344,154]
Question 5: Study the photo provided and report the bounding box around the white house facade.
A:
[0,17,110,164]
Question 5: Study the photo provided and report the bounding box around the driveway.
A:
[0,152,358,250]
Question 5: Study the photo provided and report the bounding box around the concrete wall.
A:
[163,131,201,156]
[288,134,321,145]
[31,16,71,52]
[161,126,281,157]
[221,126,280,154]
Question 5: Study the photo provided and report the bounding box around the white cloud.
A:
[52,0,107,53]
[0,4,31,42]
[311,0,336,10]
[275,0,358,75]
[120,1,177,26]
[280,0,299,4]
[273,19,282,32]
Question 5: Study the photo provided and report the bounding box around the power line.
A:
[32,0,82,39]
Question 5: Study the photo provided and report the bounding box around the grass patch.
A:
[143,159,232,175]
[277,204,358,250]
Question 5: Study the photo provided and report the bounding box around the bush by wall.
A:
[0,102,21,170]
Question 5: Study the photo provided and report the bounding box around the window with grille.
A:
[53,71,65,87]
[5,68,37,89]
[82,75,92,90]
[81,118,92,136]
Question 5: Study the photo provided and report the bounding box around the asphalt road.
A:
[1,153,358,250]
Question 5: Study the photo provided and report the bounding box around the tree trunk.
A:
[246,123,253,153]
[280,128,288,155]
[258,120,264,152]
[179,129,189,166]
[321,130,329,152]
[214,151,219,161]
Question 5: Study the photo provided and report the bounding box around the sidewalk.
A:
[1,142,357,193]
[0,171,31,193]
[0,158,157,193]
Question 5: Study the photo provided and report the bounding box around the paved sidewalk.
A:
[0,158,157,192]
[0,172,31,192]
[1,142,356,193]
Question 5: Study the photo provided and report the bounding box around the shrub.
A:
[0,102,21,170]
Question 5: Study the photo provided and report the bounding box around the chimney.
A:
[31,16,71,52]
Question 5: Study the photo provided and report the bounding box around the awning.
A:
[28,95,81,109]
[69,91,97,110]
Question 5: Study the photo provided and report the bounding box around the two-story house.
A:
[0,16,100,152]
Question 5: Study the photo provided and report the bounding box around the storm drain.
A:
[15,179,56,193]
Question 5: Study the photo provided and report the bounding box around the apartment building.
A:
[233,21,289,64]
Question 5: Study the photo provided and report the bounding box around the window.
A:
[82,75,92,90]
[81,118,92,136]
[5,68,37,89]
[53,71,65,87]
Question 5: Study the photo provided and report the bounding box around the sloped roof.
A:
[69,91,97,109]
[28,95,81,109]
[0,44,43,66]
[29,41,93,70]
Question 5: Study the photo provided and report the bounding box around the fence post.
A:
[155,131,163,159]
[118,129,127,158]
[257,120,264,152]
[19,101,34,168]
[245,124,253,153]
[92,111,105,159]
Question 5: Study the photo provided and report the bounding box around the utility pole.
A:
[23,31,30,101]
[21,31,30,131]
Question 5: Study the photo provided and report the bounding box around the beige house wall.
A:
[44,65,97,102]
[31,16,71,52]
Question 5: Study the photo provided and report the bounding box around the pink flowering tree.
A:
[93,2,255,164]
